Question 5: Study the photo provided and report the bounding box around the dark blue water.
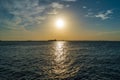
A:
[0,41,120,80]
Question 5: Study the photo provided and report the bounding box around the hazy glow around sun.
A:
[55,18,65,29]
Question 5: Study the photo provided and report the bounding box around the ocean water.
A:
[0,41,120,80]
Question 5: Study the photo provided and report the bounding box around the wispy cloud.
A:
[51,2,64,9]
[86,10,113,20]
[95,10,113,20]
[83,6,87,9]
[0,0,71,31]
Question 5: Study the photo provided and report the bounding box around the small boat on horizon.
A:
[48,39,57,41]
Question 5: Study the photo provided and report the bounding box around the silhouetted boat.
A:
[48,39,57,41]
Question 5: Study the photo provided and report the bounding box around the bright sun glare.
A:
[55,18,65,29]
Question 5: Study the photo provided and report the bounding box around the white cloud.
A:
[95,13,109,20]
[106,10,113,14]
[47,9,58,15]
[83,6,87,9]
[95,10,113,20]
[86,10,113,20]
[66,5,70,7]
[51,2,64,9]
[85,12,93,17]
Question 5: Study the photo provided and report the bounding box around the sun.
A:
[55,18,65,29]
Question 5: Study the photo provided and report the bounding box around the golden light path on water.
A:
[50,41,80,79]
[53,41,67,75]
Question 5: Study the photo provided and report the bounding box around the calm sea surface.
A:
[0,41,120,80]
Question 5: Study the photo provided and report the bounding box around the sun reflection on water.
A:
[50,42,67,76]
[50,41,79,79]
[52,41,67,75]
[54,41,66,63]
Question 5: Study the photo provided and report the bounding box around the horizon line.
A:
[0,40,120,41]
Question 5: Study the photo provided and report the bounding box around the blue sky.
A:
[0,0,120,40]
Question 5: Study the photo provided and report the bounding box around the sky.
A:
[0,0,120,41]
